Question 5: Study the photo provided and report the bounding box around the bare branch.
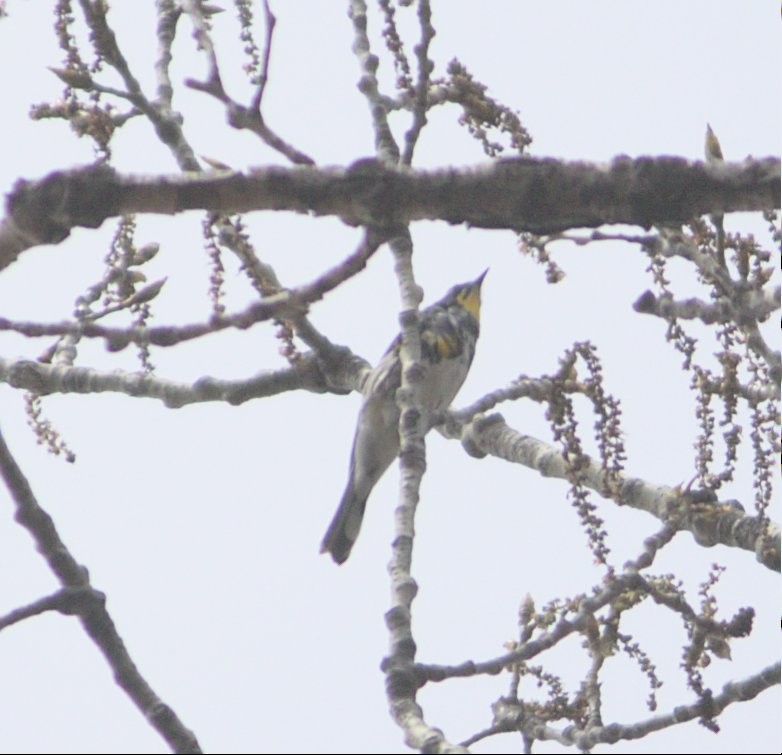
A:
[523,662,780,749]
[0,352,361,408]
[0,427,202,754]
[2,156,777,266]
[0,588,96,630]
[401,0,435,165]
[182,0,314,165]
[76,0,200,170]
[249,0,276,112]
[153,0,180,106]
[348,0,401,164]
[0,229,384,351]
[443,413,780,571]
[383,231,456,753]
[634,286,780,326]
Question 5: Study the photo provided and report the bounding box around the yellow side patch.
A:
[422,330,461,359]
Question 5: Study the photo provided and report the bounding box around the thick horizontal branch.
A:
[1,156,778,268]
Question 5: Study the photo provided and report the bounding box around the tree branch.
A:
[182,0,314,165]
[349,0,401,164]
[3,156,777,268]
[443,412,780,571]
[0,352,362,408]
[0,427,201,754]
[0,228,384,351]
[520,661,780,749]
[0,588,100,630]
[633,285,780,327]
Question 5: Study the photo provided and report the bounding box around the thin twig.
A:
[0,229,384,351]
[182,0,313,164]
[250,0,276,112]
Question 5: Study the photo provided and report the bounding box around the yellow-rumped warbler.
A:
[321,271,487,564]
[704,123,724,163]
[705,123,726,265]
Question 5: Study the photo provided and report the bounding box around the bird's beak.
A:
[473,268,489,290]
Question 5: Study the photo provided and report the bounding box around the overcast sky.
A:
[0,2,779,754]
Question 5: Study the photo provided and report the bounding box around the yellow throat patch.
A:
[456,285,482,321]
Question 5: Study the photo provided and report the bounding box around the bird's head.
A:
[452,269,488,321]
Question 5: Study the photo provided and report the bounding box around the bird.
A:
[704,123,724,163]
[704,123,726,265]
[321,270,487,564]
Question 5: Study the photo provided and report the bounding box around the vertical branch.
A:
[249,0,276,112]
[154,0,180,106]
[348,0,400,164]
[385,233,468,751]
[345,5,462,746]
[401,0,435,166]
[389,231,424,575]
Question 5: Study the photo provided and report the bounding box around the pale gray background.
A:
[0,2,779,753]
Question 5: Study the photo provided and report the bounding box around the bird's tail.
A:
[320,484,368,565]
